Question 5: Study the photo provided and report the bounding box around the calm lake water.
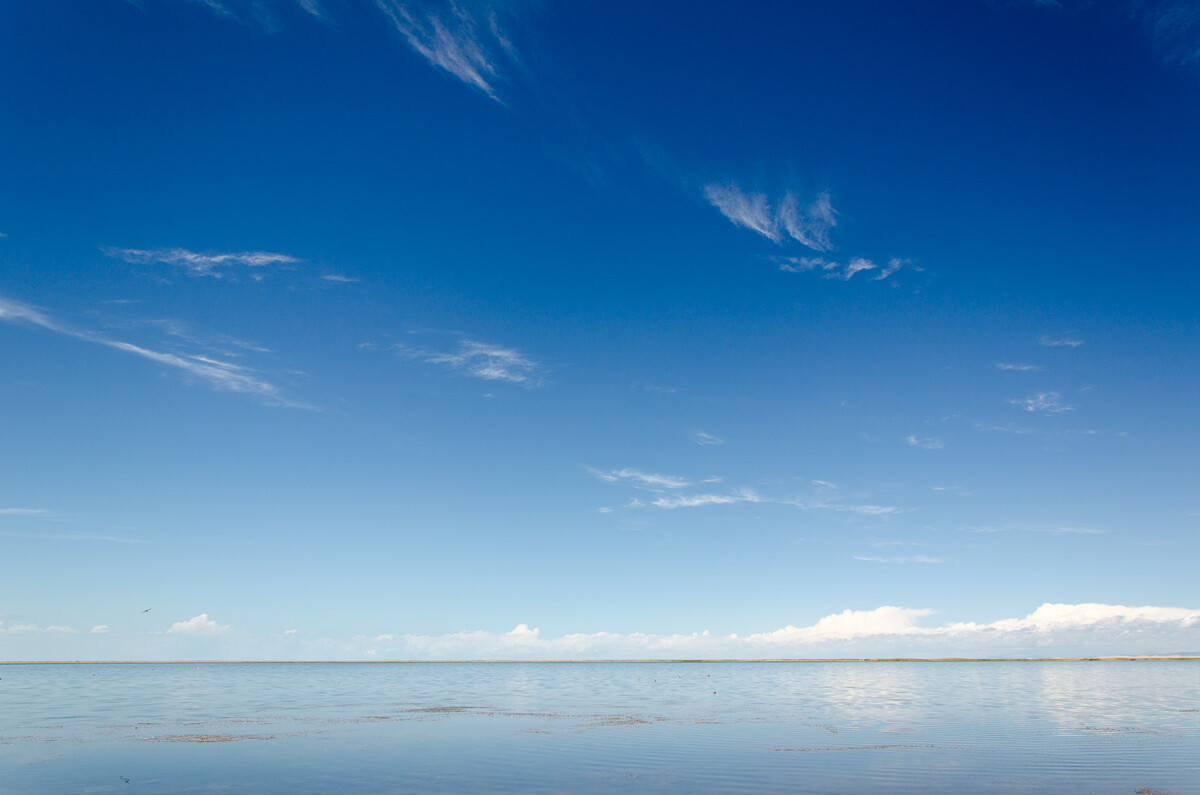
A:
[1,661,1198,793]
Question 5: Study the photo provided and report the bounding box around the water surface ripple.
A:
[1,661,1197,793]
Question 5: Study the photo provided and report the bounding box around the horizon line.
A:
[3,656,1199,665]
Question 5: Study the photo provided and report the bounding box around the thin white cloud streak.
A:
[167,613,230,635]
[840,257,877,280]
[704,185,836,250]
[777,256,828,273]
[0,296,56,328]
[590,468,691,489]
[595,471,899,516]
[781,495,901,516]
[374,0,516,101]
[1009,392,1074,413]
[777,191,837,251]
[104,247,298,278]
[353,603,1200,659]
[0,623,78,634]
[294,0,324,17]
[321,273,360,283]
[0,295,306,407]
[651,489,763,509]
[691,430,724,446]
[1039,335,1083,347]
[396,337,541,384]
[597,466,894,514]
[997,362,1042,371]
[906,435,944,450]
[0,508,48,516]
[837,504,901,516]
[777,256,909,282]
[703,184,779,241]
[870,257,903,280]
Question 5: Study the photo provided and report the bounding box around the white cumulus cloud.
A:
[167,613,231,636]
[352,603,1200,659]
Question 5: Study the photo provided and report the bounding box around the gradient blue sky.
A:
[2,0,1198,660]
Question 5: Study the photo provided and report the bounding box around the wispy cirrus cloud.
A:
[996,362,1042,371]
[594,468,899,516]
[0,508,49,517]
[703,184,912,283]
[827,503,902,516]
[374,0,519,102]
[777,191,837,251]
[703,184,780,241]
[777,255,911,282]
[395,336,542,385]
[906,435,944,450]
[104,246,299,279]
[294,0,325,18]
[589,468,693,489]
[704,185,836,250]
[1039,335,1083,347]
[651,489,763,509]
[1009,391,1074,413]
[136,1,524,87]
[0,295,307,407]
[690,430,724,446]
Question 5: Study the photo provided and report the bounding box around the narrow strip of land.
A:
[3,656,1198,664]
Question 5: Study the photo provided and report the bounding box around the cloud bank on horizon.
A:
[361,603,1200,660]
[3,603,1197,660]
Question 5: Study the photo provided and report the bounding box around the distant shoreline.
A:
[3,656,1198,665]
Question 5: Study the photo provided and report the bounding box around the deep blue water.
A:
[1,661,1198,793]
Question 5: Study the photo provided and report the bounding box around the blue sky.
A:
[2,0,1198,660]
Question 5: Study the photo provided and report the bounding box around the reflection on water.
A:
[1,661,1197,793]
